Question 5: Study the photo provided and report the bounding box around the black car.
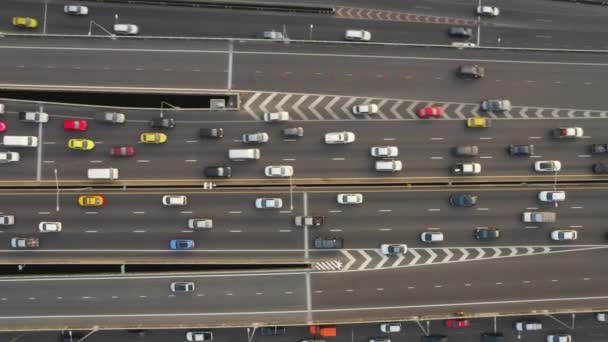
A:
[474,228,501,240]
[421,335,447,342]
[149,117,175,129]
[260,326,286,336]
[449,194,478,207]
[458,65,484,78]
[452,145,479,157]
[508,144,534,156]
[448,27,473,37]
[313,236,344,249]
[199,127,224,139]
[591,144,608,154]
[204,166,232,178]
[593,162,608,174]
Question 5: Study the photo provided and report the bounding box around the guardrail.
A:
[553,0,608,5]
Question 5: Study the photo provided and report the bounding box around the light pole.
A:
[88,20,114,37]
[309,24,314,40]
[54,168,60,212]
[160,101,180,118]
[497,36,501,47]
[114,14,118,24]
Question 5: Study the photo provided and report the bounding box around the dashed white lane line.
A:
[496,282,503,285]
[570,206,583,209]
[315,290,323,293]
[181,230,193,233]
[329,210,342,213]
[185,160,197,163]
[232,139,240,142]
[378,228,392,231]
[427,227,441,230]
[85,212,97,215]
[133,230,146,233]
[525,207,539,210]
[383,138,396,141]
[283,139,296,142]
[536,35,553,39]
[186,140,198,143]
[569,225,583,228]
[180,211,193,214]
[530,155,542,158]
[584,278,591,281]
[379,209,392,212]
[551,279,559,282]
[43,160,55,163]
[89,160,103,163]
[430,156,443,160]
[229,230,242,233]
[81,296,91,300]
[132,211,146,214]
[522,280,531,284]
[376,288,384,291]
[283,158,296,161]
[433,285,442,288]
[476,208,490,211]
[464,283,472,287]
[479,137,493,140]
[38,212,50,215]
[345,289,354,292]
[408,286,415,289]
[85,230,97,233]
[137,160,151,163]
[56,297,63,300]
[329,229,343,232]
[578,154,591,158]
[256,292,263,295]
[430,137,444,141]
[427,208,441,212]
[529,136,542,139]
[479,156,493,159]
[43,142,55,145]
[228,211,242,214]
[332,158,346,161]
[28,297,36,300]
[279,229,291,233]
[524,226,539,229]
[279,210,292,214]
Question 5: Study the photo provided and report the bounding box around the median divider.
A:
[552,0,608,4]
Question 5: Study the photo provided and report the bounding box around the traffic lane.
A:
[497,6,608,34]
[0,112,38,180]
[481,26,608,50]
[311,248,608,320]
[0,0,46,33]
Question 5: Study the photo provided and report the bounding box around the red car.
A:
[417,106,443,118]
[63,119,88,131]
[0,121,6,133]
[445,319,470,329]
[109,146,135,157]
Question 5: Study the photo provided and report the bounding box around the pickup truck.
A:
[10,237,39,249]
[591,144,608,154]
[294,216,324,227]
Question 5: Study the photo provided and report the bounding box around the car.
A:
[337,193,363,204]
[482,333,504,342]
[68,139,95,151]
[369,339,390,342]
[379,322,402,333]
[474,227,501,240]
[186,330,213,342]
[466,117,491,128]
[162,195,187,206]
[140,132,167,144]
[553,127,583,139]
[149,117,175,129]
[480,99,511,112]
[325,132,355,144]
[64,5,89,15]
[477,6,500,16]
[420,231,444,243]
[170,282,195,292]
[260,326,286,336]
[380,244,407,256]
[19,111,49,123]
[0,121,6,133]
[449,194,478,207]
[546,334,571,342]
[39,222,62,232]
[0,103,4,114]
[263,111,289,122]
[448,27,473,37]
[593,162,608,174]
[63,119,88,131]
[109,146,135,157]
[242,132,269,144]
[508,144,534,156]
[199,127,223,139]
[12,17,38,29]
[313,236,344,249]
[169,239,194,250]
[591,144,608,154]
[375,160,402,172]
[551,230,578,241]
[309,326,337,338]
[282,127,304,137]
[514,320,542,331]
[345,30,371,41]
[452,145,479,157]
[421,336,447,342]
[188,219,213,229]
[259,31,284,40]
[417,106,443,118]
[96,112,126,124]
[10,237,39,249]
[352,104,378,115]
[522,211,556,223]
[265,165,294,178]
[452,42,476,48]
[458,65,485,78]
[596,312,606,321]
[255,198,283,209]
[538,191,566,202]
[370,146,399,158]
[0,151,19,163]
[204,166,232,178]
[451,163,481,175]
[534,160,561,172]
[0,215,15,226]
[78,195,105,207]
[113,24,139,35]
[294,216,324,227]
[445,319,470,328]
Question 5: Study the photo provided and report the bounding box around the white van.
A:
[3,136,38,148]
[375,160,403,172]
[228,148,260,161]
[87,168,119,180]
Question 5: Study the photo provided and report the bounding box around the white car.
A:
[380,244,407,256]
[337,193,363,204]
[255,198,283,209]
[39,222,62,232]
[538,191,566,202]
[546,334,572,342]
[242,132,269,144]
[596,312,606,321]
[113,24,139,35]
[554,127,583,138]
[64,5,89,15]
[370,146,398,158]
[188,219,213,229]
[345,30,371,41]
[375,160,402,172]
[0,215,15,226]
[19,111,49,123]
[477,6,499,16]
[551,230,578,241]
[420,231,444,243]
[162,195,187,206]
[0,151,20,163]
[535,160,562,172]
[0,103,4,114]
[325,131,355,144]
[352,104,378,115]
[186,330,213,342]
[264,165,294,178]
[452,42,477,48]
[380,322,402,333]
[263,111,289,122]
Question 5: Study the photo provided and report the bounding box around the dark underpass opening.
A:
[0,264,307,275]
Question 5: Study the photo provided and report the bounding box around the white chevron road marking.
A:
[425,249,438,264]
[292,95,309,120]
[309,95,325,120]
[358,250,373,270]
[441,248,454,263]
[259,92,277,113]
[458,248,469,261]
[324,96,342,120]
[408,249,421,266]
[374,249,390,269]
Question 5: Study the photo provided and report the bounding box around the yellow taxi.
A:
[140,132,167,144]
[68,139,95,150]
[466,117,491,128]
[12,17,39,29]
[78,195,105,207]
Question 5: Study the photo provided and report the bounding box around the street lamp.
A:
[160,101,180,118]
[309,24,314,40]
[54,168,60,212]
[114,14,118,24]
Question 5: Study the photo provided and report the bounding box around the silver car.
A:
[242,132,269,144]
[370,146,398,158]
[255,198,283,209]
[188,219,213,229]
[0,215,15,226]
[264,165,294,178]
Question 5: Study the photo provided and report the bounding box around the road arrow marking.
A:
[509,247,518,257]
[375,99,389,119]
[406,101,419,118]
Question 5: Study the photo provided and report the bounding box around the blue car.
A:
[170,239,194,250]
